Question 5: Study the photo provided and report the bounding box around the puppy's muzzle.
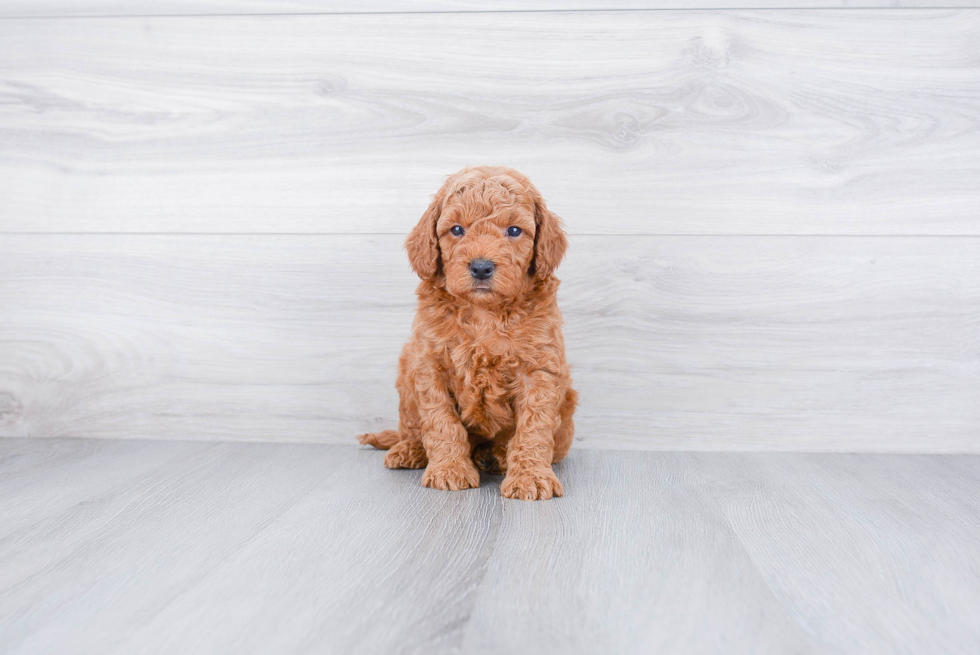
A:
[469,259,495,280]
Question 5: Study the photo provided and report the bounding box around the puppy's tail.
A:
[357,429,401,450]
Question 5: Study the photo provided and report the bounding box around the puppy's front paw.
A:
[384,440,428,469]
[422,460,480,491]
[501,467,564,501]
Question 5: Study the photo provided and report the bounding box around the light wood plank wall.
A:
[3,11,980,234]
[1,4,978,450]
[3,1,980,17]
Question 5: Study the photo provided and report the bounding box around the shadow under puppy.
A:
[359,166,578,501]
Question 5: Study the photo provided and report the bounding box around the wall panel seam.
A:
[3,233,980,238]
[2,7,979,20]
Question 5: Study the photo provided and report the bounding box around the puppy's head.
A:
[406,166,568,305]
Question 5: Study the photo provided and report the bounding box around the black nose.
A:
[469,259,495,280]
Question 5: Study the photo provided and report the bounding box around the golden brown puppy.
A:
[358,166,577,500]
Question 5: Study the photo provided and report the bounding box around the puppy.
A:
[358,166,577,501]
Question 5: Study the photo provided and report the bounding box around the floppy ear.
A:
[405,192,444,280]
[529,189,569,279]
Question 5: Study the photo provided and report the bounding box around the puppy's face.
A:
[406,166,568,305]
[436,190,536,305]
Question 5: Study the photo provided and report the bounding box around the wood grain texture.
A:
[2,439,979,653]
[2,234,977,451]
[696,452,980,654]
[4,1,980,18]
[460,449,814,654]
[2,10,979,234]
[0,438,215,543]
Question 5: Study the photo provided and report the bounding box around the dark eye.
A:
[450,225,464,236]
[507,226,522,237]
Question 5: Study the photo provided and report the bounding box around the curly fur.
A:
[358,166,577,500]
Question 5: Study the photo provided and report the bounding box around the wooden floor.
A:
[2,438,979,654]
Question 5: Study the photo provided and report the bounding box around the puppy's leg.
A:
[416,369,480,491]
[501,372,564,500]
[385,354,428,469]
[551,388,578,464]
[359,348,428,469]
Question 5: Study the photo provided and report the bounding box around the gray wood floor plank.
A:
[0,436,130,480]
[2,11,978,234]
[112,453,500,655]
[2,234,977,451]
[2,440,979,653]
[696,453,980,654]
[0,439,502,655]
[460,450,814,654]
[0,440,357,654]
[4,1,978,19]
[0,439,216,543]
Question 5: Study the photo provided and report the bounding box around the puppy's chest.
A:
[447,334,522,436]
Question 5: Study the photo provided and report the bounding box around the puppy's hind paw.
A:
[501,468,564,501]
[384,440,428,469]
[422,460,480,491]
